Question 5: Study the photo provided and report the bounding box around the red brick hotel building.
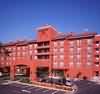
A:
[0,25,100,81]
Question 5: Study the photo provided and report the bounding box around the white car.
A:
[65,80,73,86]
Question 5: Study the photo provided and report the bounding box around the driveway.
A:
[74,80,100,94]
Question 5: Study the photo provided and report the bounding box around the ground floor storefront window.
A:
[36,67,49,81]
[15,65,30,82]
[0,66,10,80]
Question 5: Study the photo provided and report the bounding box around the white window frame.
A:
[34,56,37,59]
[60,48,64,52]
[34,44,37,48]
[59,62,64,67]
[60,55,64,59]
[54,42,58,47]
[59,41,64,46]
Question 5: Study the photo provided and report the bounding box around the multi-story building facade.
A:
[0,25,100,81]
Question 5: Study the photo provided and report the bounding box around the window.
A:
[96,41,99,44]
[38,42,43,46]
[77,47,81,51]
[53,62,57,67]
[95,71,99,76]
[53,48,57,52]
[95,48,99,51]
[22,46,26,50]
[1,57,4,60]
[87,62,91,66]
[87,39,93,45]
[17,52,21,56]
[29,44,33,49]
[44,42,49,46]
[59,62,64,67]
[69,62,73,66]
[70,56,73,59]
[8,48,12,50]
[77,48,81,54]
[34,56,37,59]
[60,48,64,53]
[12,47,16,51]
[87,58,92,62]
[70,48,73,51]
[13,52,16,56]
[69,41,74,47]
[60,55,64,59]
[34,44,37,48]
[34,50,37,53]
[1,62,4,65]
[59,41,64,46]
[95,62,99,65]
[96,64,99,67]
[96,44,99,47]
[77,40,80,47]
[96,51,99,54]
[87,47,92,50]
[77,62,81,67]
[29,50,33,54]
[53,55,57,60]
[54,42,57,47]
[17,47,21,50]
[37,55,49,59]
[96,57,99,61]
[6,62,9,65]
[22,52,26,56]
[13,57,15,60]
[77,55,80,59]
[87,55,92,58]
[95,55,99,58]
[70,41,74,45]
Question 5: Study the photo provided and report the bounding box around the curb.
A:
[7,80,75,93]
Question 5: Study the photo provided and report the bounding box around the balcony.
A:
[96,44,99,47]
[36,52,50,55]
[37,41,50,49]
[96,51,99,54]
[96,58,99,61]
[37,55,49,60]
[37,45,49,49]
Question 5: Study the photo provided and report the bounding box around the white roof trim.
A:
[36,25,56,31]
[95,34,100,36]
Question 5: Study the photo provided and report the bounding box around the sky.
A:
[0,0,100,42]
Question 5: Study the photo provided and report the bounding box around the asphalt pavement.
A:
[74,80,100,94]
[0,82,68,94]
[0,79,100,94]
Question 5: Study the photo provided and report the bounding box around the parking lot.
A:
[1,79,100,94]
[0,81,69,94]
[74,80,100,94]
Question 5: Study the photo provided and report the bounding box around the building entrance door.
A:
[36,67,49,81]
[15,65,30,82]
[0,66,10,80]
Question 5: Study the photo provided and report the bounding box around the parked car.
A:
[65,80,73,86]
[0,72,2,77]
[45,76,64,85]
[38,75,74,86]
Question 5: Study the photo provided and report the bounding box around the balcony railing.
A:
[37,45,50,49]
[36,52,50,55]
